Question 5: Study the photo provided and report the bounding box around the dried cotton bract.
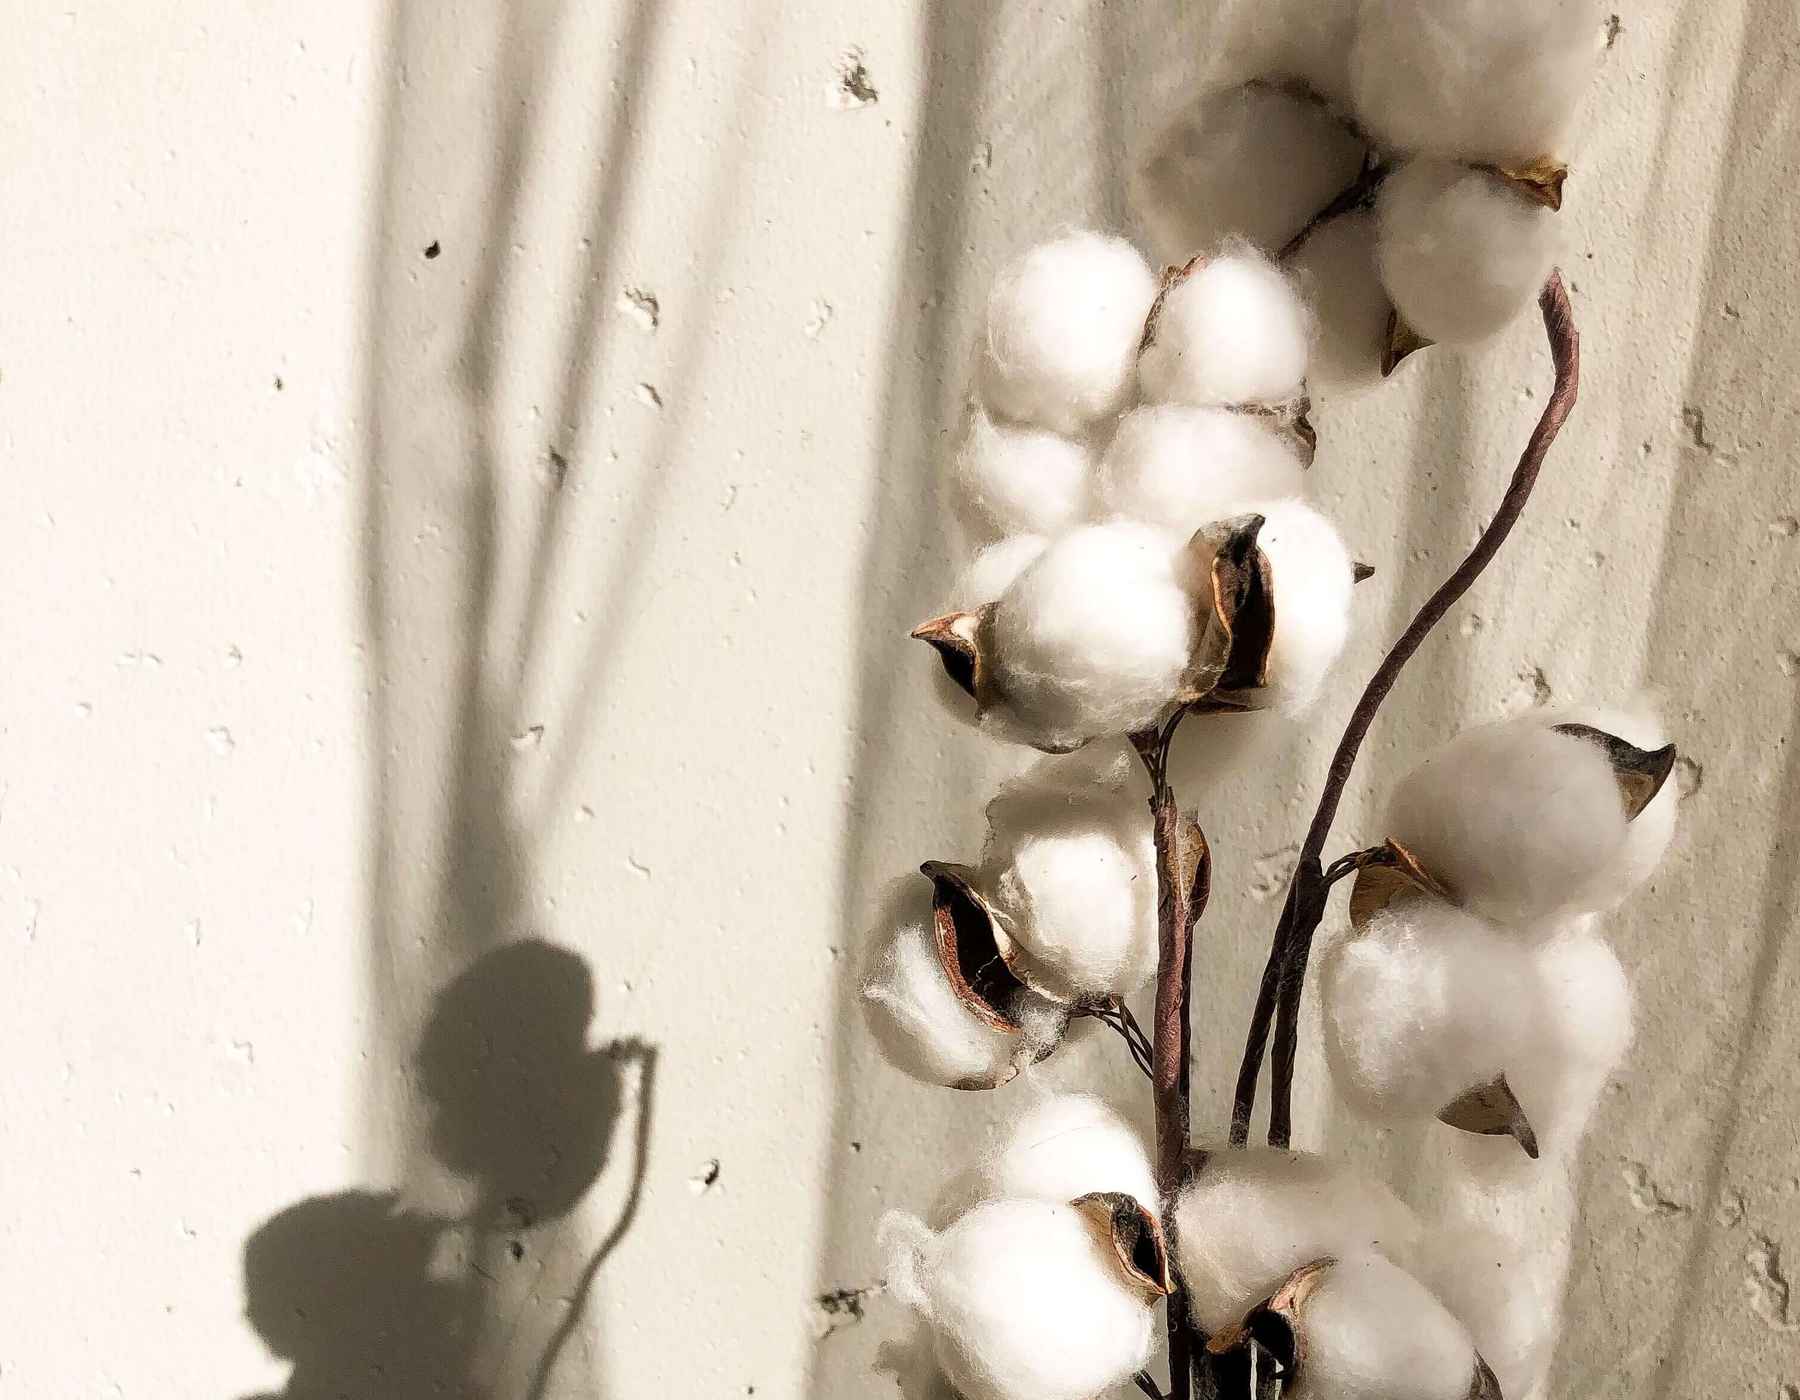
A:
[1098,405,1307,537]
[1173,1147,1420,1333]
[1138,249,1312,410]
[1244,499,1356,711]
[951,410,1093,543]
[882,1200,1157,1400]
[1376,160,1560,347]
[1352,0,1605,164]
[981,232,1159,435]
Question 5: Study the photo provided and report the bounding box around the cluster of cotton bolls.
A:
[1313,702,1678,1396]
[859,748,1159,1088]
[880,1091,1169,1400]
[1135,0,1609,390]
[919,226,1360,755]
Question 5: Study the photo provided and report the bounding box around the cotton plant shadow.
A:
[238,940,656,1400]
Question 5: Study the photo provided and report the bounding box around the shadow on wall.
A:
[237,942,656,1400]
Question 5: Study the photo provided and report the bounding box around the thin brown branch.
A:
[1276,154,1390,263]
[1230,272,1580,1148]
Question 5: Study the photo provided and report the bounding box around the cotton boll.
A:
[983,775,1158,1000]
[1174,1148,1421,1333]
[1352,0,1604,163]
[1291,1253,1479,1400]
[884,1200,1155,1400]
[1288,211,1389,395]
[1097,405,1307,535]
[860,883,1062,1089]
[988,522,1199,751]
[1251,498,1355,712]
[981,232,1159,435]
[1133,81,1367,263]
[1376,160,1559,347]
[1139,250,1311,409]
[957,535,1051,608]
[935,1091,1159,1227]
[1385,715,1632,932]
[1549,702,1680,902]
[1519,923,1632,1155]
[1418,1222,1569,1400]
[952,410,1094,542]
[1322,899,1537,1120]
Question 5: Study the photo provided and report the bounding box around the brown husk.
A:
[1550,722,1677,820]
[1072,1191,1174,1299]
[1438,1073,1540,1160]
[1347,838,1453,930]
[1382,310,1434,376]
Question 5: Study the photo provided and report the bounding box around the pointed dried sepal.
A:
[1438,1074,1540,1160]
[1483,156,1569,212]
[1073,1192,1174,1299]
[1468,1352,1505,1400]
[1182,513,1275,708]
[919,861,1030,1033]
[1352,561,1376,583]
[1551,722,1677,820]
[1208,1255,1335,1394]
[1138,253,1206,355]
[1285,397,1318,468]
[1382,309,1434,377]
[1348,838,1454,930]
[911,606,995,705]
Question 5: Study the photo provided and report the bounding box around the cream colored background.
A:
[1,1,1795,1396]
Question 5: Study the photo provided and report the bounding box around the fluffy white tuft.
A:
[951,410,1094,542]
[1138,249,1311,409]
[981,232,1159,435]
[1376,160,1559,347]
[1097,405,1307,535]
[883,1200,1155,1400]
[1419,1220,1568,1400]
[1296,1252,1479,1400]
[1385,713,1633,932]
[1518,921,1632,1157]
[859,884,1062,1088]
[956,534,1051,609]
[1247,497,1356,712]
[1133,81,1366,263]
[1550,701,1680,900]
[1322,899,1537,1120]
[1173,1148,1421,1333]
[989,522,1199,751]
[983,768,1158,1000]
[1351,0,1604,164]
[1288,210,1389,394]
[934,1091,1158,1227]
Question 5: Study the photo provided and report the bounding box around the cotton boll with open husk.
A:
[1097,404,1308,536]
[1548,702,1680,898]
[932,1091,1158,1228]
[950,409,1094,543]
[1288,210,1391,393]
[1247,498,1356,712]
[981,764,1159,1002]
[882,1197,1165,1400]
[980,232,1159,435]
[1352,0,1605,164]
[860,877,1069,1090]
[1138,249,1312,410]
[1174,1147,1421,1333]
[1376,160,1559,349]
[1133,80,1366,262]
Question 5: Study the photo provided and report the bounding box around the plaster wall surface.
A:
[1,2,1795,1397]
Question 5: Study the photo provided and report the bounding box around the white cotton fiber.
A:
[1419,1220,1568,1400]
[1550,702,1680,902]
[1097,405,1307,535]
[981,232,1159,435]
[1173,1147,1421,1333]
[1138,249,1312,409]
[1132,81,1367,262]
[1384,714,1633,933]
[1217,0,1365,106]
[1292,1253,1478,1400]
[1244,498,1356,712]
[1322,899,1537,1121]
[1518,922,1632,1156]
[982,767,1158,1000]
[1376,160,1559,347]
[1288,211,1389,394]
[882,1200,1155,1400]
[956,535,1050,609]
[951,409,1094,542]
[989,522,1200,751]
[860,883,1063,1089]
[934,1091,1159,1227]
[1352,0,1604,164]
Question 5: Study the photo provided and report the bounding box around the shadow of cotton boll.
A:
[239,1191,472,1400]
[417,939,622,1226]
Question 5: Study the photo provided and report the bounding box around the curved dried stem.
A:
[1230,272,1580,1148]
[1277,153,1391,263]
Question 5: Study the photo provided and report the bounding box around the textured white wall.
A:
[2,2,1796,1397]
